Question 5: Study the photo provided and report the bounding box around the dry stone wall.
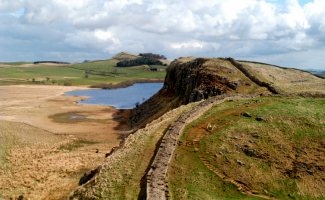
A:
[146,94,260,200]
[228,58,283,94]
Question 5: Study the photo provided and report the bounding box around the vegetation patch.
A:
[0,52,168,86]
[69,102,198,199]
[170,97,325,199]
[90,78,164,89]
[117,57,164,67]
[58,139,98,151]
[0,120,103,199]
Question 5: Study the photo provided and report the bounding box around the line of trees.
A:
[139,53,167,60]
[116,57,163,67]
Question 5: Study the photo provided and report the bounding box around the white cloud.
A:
[0,0,24,12]
[1,0,325,69]
[171,42,203,49]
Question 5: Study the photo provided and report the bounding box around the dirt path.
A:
[190,101,279,200]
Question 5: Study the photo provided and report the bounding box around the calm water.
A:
[65,83,164,109]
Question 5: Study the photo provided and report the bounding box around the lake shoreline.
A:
[89,78,164,89]
[66,82,164,109]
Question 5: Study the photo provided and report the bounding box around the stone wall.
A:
[228,58,283,94]
[146,94,260,200]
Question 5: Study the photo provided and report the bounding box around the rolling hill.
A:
[69,56,325,200]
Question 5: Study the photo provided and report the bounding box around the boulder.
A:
[256,115,265,121]
[243,112,251,117]
[227,81,241,90]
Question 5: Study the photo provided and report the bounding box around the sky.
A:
[0,0,325,70]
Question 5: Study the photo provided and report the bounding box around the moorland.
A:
[1,53,325,200]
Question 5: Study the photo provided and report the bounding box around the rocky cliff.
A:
[130,57,248,128]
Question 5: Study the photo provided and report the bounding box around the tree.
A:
[52,80,56,84]
[85,74,89,78]
[32,78,35,82]
[46,77,50,81]
[116,57,163,67]
[135,102,140,108]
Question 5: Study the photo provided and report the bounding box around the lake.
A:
[65,83,164,109]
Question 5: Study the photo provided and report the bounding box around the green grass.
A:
[1,62,33,65]
[0,65,83,79]
[0,62,166,86]
[168,120,263,199]
[58,139,97,151]
[179,96,325,199]
[70,59,119,71]
[0,52,168,86]
[149,65,168,69]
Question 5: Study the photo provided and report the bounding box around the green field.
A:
[168,96,325,199]
[1,62,33,65]
[0,56,167,86]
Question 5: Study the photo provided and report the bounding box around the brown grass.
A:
[0,85,127,199]
[239,62,325,93]
[0,120,104,199]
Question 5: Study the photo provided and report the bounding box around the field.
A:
[168,96,325,199]
[0,85,130,199]
[0,52,168,86]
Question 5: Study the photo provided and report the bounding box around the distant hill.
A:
[111,52,140,61]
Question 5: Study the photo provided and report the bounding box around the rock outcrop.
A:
[130,57,238,128]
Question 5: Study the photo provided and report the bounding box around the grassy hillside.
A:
[168,96,325,199]
[238,61,325,94]
[0,52,167,86]
[70,102,198,199]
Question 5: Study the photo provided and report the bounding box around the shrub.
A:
[63,82,72,86]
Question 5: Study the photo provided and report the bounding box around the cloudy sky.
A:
[0,0,325,69]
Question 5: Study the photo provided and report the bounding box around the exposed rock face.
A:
[163,58,233,104]
[130,57,236,128]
